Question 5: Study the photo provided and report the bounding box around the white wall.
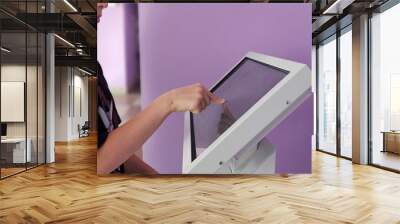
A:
[1,66,26,129]
[54,67,89,141]
[71,72,89,138]
[55,67,69,141]
[1,65,40,138]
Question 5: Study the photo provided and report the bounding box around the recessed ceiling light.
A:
[63,0,78,12]
[78,67,93,76]
[323,0,355,15]
[1,47,11,53]
[54,34,75,48]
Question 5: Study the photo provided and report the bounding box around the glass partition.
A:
[27,31,38,169]
[38,32,45,165]
[370,3,400,171]
[0,1,46,179]
[1,31,28,177]
[339,27,352,158]
[317,35,337,155]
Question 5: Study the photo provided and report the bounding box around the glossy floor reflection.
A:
[373,150,400,171]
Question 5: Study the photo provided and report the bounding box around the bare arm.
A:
[124,154,158,174]
[97,83,224,174]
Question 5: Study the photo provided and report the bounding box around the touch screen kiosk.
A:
[182,52,311,174]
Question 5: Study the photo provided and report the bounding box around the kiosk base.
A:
[216,139,276,174]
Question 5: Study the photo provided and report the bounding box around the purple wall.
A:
[98,4,139,93]
[139,3,312,173]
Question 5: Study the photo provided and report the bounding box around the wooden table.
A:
[0,138,31,165]
[381,131,400,154]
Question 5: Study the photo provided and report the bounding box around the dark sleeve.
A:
[97,62,121,148]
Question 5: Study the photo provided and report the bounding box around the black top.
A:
[97,62,124,173]
[97,62,121,148]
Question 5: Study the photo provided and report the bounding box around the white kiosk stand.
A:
[182,52,311,174]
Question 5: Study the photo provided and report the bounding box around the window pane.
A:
[318,37,337,154]
[340,29,352,158]
[371,3,400,171]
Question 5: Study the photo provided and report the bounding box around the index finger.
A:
[207,91,225,104]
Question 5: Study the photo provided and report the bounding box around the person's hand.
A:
[218,103,236,134]
[159,83,225,114]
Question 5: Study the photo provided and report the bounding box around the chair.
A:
[78,121,90,138]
